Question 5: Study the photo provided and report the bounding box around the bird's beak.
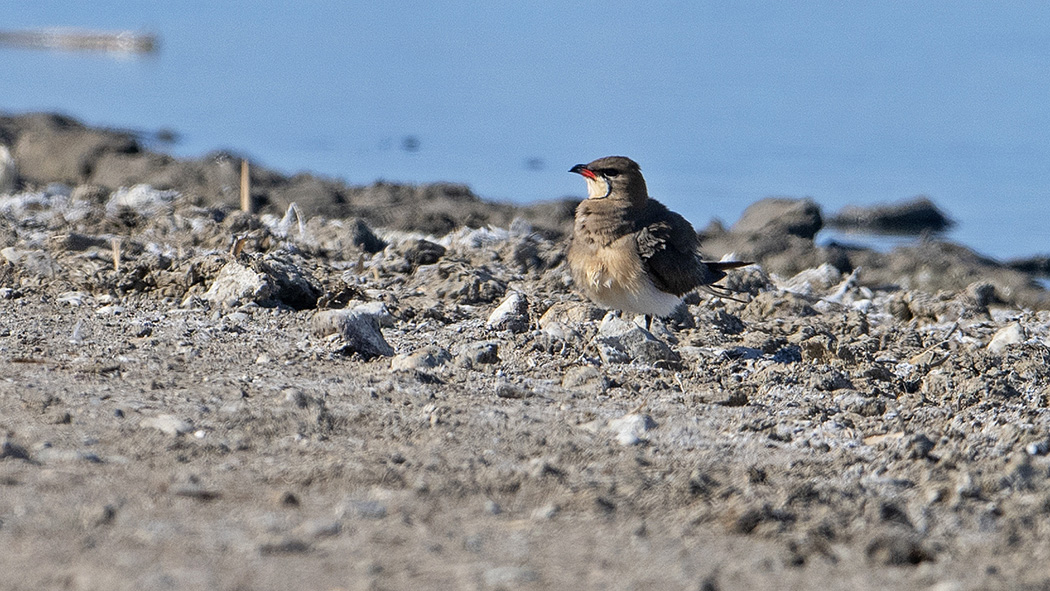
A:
[569,164,597,180]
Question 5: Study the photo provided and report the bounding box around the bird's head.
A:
[569,156,647,206]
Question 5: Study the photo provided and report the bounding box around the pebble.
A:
[486,291,529,333]
[541,320,583,344]
[987,322,1025,354]
[390,345,452,371]
[865,532,932,565]
[455,341,500,368]
[35,448,103,463]
[311,308,394,358]
[140,414,193,436]
[56,291,92,306]
[779,263,844,296]
[606,413,657,446]
[297,518,342,539]
[282,388,311,408]
[595,313,680,366]
[537,301,604,327]
[81,503,118,528]
[258,538,311,555]
[1026,440,1050,456]
[202,262,273,308]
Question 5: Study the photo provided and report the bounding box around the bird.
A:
[567,156,751,330]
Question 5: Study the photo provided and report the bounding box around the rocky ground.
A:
[3,114,1050,590]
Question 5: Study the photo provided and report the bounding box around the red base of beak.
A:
[569,164,597,180]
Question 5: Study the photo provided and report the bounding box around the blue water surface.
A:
[3,1,1050,259]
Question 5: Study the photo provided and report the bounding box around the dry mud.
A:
[4,117,1050,590]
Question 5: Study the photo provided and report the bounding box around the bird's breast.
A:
[580,237,641,289]
[568,235,681,316]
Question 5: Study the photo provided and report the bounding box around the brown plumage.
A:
[567,156,750,323]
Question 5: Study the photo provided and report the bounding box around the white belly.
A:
[585,269,682,317]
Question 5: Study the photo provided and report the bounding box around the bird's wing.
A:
[636,216,723,295]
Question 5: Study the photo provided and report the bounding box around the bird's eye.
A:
[602,169,620,178]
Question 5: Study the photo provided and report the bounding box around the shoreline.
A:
[3,111,1050,589]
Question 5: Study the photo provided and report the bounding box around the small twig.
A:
[240,159,251,213]
[110,237,121,273]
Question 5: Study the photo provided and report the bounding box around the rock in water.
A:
[828,196,953,234]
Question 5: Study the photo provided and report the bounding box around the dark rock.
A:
[731,197,823,240]
[252,254,323,310]
[828,196,953,234]
[0,437,32,461]
[1007,255,1050,276]
[348,219,386,253]
[401,239,446,267]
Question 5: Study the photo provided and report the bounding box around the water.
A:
[4,2,1050,260]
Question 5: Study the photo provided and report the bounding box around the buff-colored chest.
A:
[568,223,682,317]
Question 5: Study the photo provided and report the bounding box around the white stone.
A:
[486,291,529,332]
[987,322,1025,354]
[607,413,657,446]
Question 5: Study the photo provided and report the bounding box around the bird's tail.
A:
[701,260,754,302]
[706,261,754,273]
